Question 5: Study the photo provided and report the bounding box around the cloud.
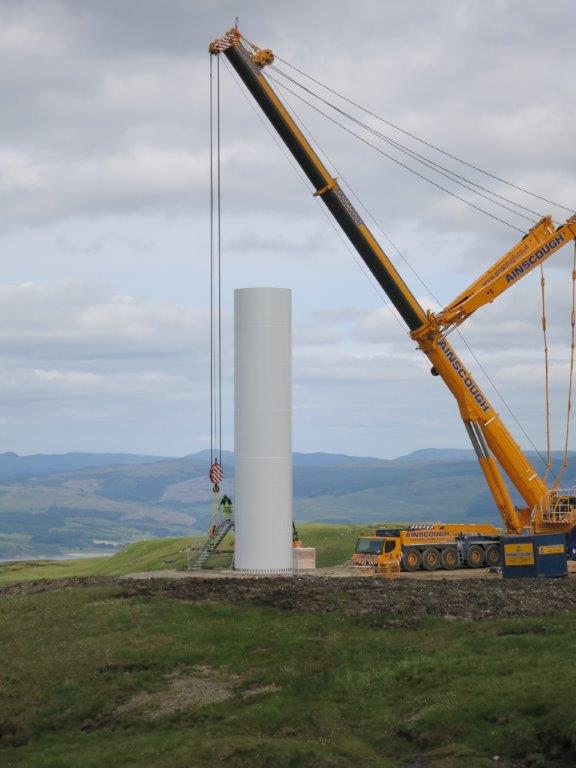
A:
[1,0,574,227]
[0,0,575,460]
[0,147,209,222]
[0,280,211,363]
[0,367,188,398]
[0,278,221,454]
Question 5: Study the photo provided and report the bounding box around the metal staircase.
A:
[456,537,465,566]
[189,519,233,571]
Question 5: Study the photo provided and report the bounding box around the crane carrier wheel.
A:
[401,547,422,572]
[421,547,441,571]
[400,541,499,571]
[440,547,459,570]
[484,544,500,567]
[466,544,485,568]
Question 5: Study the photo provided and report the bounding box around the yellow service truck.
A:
[352,524,501,572]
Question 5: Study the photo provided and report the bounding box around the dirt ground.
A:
[123,565,501,581]
[83,666,240,732]
[4,571,576,623]
[119,573,576,622]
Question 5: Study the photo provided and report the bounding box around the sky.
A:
[1,0,575,460]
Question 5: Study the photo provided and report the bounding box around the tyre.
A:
[401,547,422,572]
[422,547,441,571]
[440,546,459,570]
[466,544,485,568]
[485,544,500,567]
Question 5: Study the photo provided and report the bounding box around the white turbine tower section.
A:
[234,287,293,573]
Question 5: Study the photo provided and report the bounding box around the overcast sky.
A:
[1,0,575,460]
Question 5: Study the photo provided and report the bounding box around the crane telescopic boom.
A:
[210,27,576,533]
[430,214,576,335]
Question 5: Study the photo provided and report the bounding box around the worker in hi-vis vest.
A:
[219,495,233,520]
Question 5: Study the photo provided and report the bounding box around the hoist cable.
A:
[281,68,552,474]
[265,74,550,472]
[540,267,552,483]
[267,74,525,234]
[270,66,543,225]
[275,81,406,327]
[273,54,575,215]
[209,55,215,464]
[292,113,407,330]
[236,61,545,474]
[268,56,569,478]
[217,54,222,463]
[209,54,223,466]
[225,56,549,478]
[555,242,576,489]
[454,331,554,478]
[223,60,315,194]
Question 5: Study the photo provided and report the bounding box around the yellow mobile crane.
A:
[209,27,576,538]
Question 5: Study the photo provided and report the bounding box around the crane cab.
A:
[352,529,402,569]
[352,524,501,572]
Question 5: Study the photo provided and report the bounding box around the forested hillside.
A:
[0,449,573,558]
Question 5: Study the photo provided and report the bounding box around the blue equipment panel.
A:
[501,533,566,579]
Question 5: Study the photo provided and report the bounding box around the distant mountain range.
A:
[0,452,172,477]
[0,449,574,559]
[0,447,477,478]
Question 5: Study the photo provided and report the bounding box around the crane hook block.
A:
[209,461,224,495]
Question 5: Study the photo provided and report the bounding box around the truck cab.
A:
[351,529,402,568]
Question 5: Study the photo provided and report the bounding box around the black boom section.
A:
[226,45,326,190]
[225,44,425,333]
[321,188,424,331]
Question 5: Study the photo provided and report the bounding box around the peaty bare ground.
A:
[2,572,576,622]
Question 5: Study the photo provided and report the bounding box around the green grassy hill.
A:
[0,536,197,584]
[0,524,369,584]
[2,524,576,766]
[1,579,576,766]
